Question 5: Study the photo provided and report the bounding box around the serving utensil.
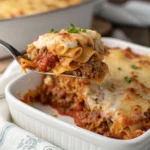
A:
[0,39,81,78]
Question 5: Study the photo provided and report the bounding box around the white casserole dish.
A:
[5,38,150,150]
[0,0,103,59]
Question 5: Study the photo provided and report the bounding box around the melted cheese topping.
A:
[33,29,105,54]
[86,48,150,129]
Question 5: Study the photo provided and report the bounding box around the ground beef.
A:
[67,56,105,80]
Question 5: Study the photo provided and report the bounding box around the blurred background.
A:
[0,0,150,73]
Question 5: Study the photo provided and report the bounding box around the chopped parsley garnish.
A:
[82,29,86,33]
[50,28,54,32]
[131,64,139,69]
[68,24,86,33]
[117,67,122,71]
[124,76,132,84]
[50,28,58,33]
[50,24,87,34]
[68,24,81,33]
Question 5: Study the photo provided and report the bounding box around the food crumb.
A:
[53,114,58,118]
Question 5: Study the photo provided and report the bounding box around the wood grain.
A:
[92,19,112,36]
[113,25,150,47]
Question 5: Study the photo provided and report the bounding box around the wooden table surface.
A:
[0,18,150,74]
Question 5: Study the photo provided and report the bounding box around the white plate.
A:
[5,38,150,150]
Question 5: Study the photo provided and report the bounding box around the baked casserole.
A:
[0,0,81,19]
[21,27,150,140]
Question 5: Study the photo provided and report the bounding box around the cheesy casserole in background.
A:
[0,0,81,19]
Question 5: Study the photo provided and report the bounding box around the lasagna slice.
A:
[23,48,150,140]
[20,27,108,82]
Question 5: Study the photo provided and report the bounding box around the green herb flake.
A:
[117,67,122,71]
[50,28,54,32]
[82,29,86,33]
[131,64,139,69]
[50,28,58,33]
[124,76,132,84]
[68,24,81,33]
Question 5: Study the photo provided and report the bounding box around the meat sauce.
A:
[33,47,58,72]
